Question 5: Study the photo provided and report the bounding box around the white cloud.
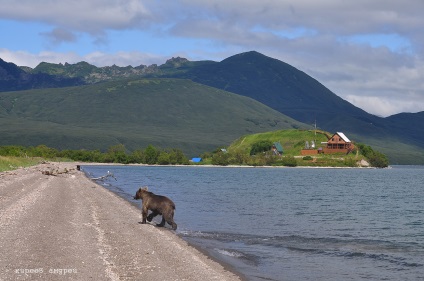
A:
[3,1,422,40]
[346,95,424,117]
[0,0,151,34]
[83,51,167,67]
[177,1,424,35]
[40,28,77,45]
[1,0,424,116]
[0,48,169,68]
[0,49,80,67]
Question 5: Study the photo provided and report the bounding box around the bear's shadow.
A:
[137,220,162,227]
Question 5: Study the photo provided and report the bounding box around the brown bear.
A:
[133,186,177,230]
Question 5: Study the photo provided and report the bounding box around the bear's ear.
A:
[141,186,148,191]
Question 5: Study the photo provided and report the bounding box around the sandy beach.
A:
[0,162,242,281]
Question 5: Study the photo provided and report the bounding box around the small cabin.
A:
[301,132,354,155]
[322,132,354,154]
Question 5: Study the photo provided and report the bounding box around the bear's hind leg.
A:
[164,213,177,230]
[169,221,177,230]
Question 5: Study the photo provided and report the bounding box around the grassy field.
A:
[221,129,368,167]
[0,156,41,172]
[228,129,329,155]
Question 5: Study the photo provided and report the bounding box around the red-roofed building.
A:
[322,132,354,154]
[301,132,354,155]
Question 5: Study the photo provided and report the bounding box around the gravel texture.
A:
[0,162,241,281]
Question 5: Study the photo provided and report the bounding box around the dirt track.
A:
[0,162,241,281]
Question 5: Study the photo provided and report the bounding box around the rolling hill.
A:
[1,51,423,164]
[0,78,308,156]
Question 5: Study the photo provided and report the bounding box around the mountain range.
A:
[0,52,423,164]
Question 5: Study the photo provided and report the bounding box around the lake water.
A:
[82,165,424,281]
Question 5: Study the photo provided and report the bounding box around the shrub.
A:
[228,152,248,165]
[344,157,357,167]
[250,140,273,155]
[211,152,230,166]
[144,145,159,164]
[30,145,58,158]
[157,152,170,165]
[368,151,389,168]
[0,146,27,157]
[0,144,190,165]
[129,149,144,163]
[280,156,297,167]
[356,143,389,168]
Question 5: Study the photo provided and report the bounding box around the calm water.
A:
[82,165,424,281]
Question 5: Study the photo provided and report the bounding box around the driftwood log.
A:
[90,171,117,181]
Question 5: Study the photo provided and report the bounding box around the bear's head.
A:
[134,186,149,200]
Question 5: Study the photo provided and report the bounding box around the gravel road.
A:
[0,162,241,281]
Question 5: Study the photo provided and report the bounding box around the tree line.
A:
[0,141,389,168]
[0,144,190,165]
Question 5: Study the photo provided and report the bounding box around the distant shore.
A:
[0,162,242,280]
[80,162,376,169]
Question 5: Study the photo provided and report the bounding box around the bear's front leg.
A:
[141,208,148,224]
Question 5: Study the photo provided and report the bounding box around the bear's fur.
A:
[133,186,177,230]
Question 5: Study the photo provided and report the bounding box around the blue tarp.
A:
[191,157,202,163]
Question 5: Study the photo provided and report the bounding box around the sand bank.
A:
[0,162,241,280]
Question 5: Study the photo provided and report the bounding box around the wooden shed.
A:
[272,142,284,155]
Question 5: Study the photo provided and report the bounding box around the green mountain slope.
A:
[0,58,84,91]
[2,51,423,163]
[166,51,423,164]
[0,78,308,156]
[385,111,424,147]
[29,61,157,84]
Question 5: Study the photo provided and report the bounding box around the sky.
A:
[1,0,424,117]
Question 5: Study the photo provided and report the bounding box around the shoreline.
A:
[81,164,249,281]
[79,161,377,169]
[80,163,249,280]
[0,162,243,280]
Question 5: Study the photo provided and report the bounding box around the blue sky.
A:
[1,0,424,117]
